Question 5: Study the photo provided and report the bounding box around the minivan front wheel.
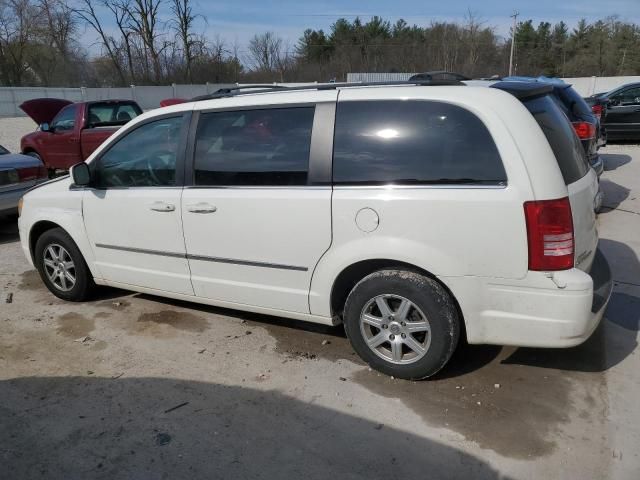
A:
[35,228,95,301]
[343,270,460,380]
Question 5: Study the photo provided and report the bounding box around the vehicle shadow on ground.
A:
[137,292,502,376]
[0,215,19,245]
[0,376,512,480]
[601,152,632,171]
[599,178,631,212]
[503,239,639,373]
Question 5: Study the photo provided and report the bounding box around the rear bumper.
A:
[443,249,613,348]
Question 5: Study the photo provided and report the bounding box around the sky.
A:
[79,0,640,55]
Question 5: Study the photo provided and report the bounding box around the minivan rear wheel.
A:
[343,270,460,380]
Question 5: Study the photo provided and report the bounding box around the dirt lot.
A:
[1,115,639,479]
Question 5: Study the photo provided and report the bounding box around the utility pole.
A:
[509,11,519,76]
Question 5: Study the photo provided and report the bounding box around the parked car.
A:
[17,81,612,380]
[503,76,604,177]
[0,144,48,216]
[585,82,640,140]
[20,98,142,175]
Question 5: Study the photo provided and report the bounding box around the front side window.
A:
[93,116,183,188]
[611,87,640,106]
[194,107,315,186]
[51,105,78,131]
[333,100,506,185]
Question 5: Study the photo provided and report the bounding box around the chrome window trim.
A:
[95,243,308,271]
[183,185,331,190]
[332,184,507,190]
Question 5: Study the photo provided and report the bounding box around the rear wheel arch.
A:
[329,259,466,339]
[22,147,40,158]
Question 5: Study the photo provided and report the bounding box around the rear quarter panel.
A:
[309,86,551,317]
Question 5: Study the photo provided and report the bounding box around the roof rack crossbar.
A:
[191,79,464,102]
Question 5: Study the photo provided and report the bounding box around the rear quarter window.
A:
[555,86,594,119]
[523,95,590,185]
[332,100,506,185]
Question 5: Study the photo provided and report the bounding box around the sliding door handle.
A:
[149,201,175,212]
[187,203,217,214]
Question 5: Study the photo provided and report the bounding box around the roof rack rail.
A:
[190,79,465,102]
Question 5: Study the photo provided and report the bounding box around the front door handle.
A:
[187,203,217,214]
[149,201,175,212]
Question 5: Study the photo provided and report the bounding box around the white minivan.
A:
[18,81,612,379]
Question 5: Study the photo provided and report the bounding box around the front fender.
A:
[18,181,101,279]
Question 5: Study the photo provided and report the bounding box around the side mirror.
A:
[40,122,51,132]
[608,98,620,107]
[70,162,91,187]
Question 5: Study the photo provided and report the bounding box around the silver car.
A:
[0,144,48,215]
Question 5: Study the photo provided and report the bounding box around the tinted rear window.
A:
[523,95,590,185]
[333,100,506,185]
[87,102,142,127]
[555,86,593,118]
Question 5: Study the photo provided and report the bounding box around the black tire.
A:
[34,227,96,301]
[25,151,42,163]
[343,270,460,380]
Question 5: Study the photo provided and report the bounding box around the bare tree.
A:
[169,0,200,82]
[125,0,164,83]
[74,0,127,84]
[247,32,280,71]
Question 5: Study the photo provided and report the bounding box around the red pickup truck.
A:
[20,98,142,174]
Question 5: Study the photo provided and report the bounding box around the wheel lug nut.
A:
[401,322,406,326]
[382,324,388,329]
[401,333,406,339]
[389,334,395,340]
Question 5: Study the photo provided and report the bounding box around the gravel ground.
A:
[0,116,36,153]
[1,117,639,479]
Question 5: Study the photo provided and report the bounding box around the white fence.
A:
[346,73,640,96]
[3,76,639,117]
[0,83,237,117]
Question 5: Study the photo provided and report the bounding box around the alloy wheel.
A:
[359,294,431,365]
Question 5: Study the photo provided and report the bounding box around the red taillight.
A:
[572,121,596,140]
[591,104,603,119]
[37,165,48,179]
[524,197,574,271]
